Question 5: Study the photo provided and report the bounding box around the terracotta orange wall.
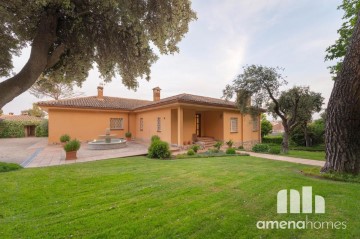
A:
[242,114,261,143]
[202,111,223,140]
[223,111,242,143]
[183,108,196,143]
[135,108,172,143]
[48,108,129,143]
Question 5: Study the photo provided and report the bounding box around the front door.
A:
[196,114,201,137]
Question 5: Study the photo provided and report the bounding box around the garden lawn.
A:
[0,156,359,238]
[285,150,325,161]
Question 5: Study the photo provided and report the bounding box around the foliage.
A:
[147,140,171,159]
[0,1,197,108]
[303,167,360,183]
[213,141,223,151]
[29,75,84,100]
[0,162,22,173]
[226,148,236,155]
[125,132,132,138]
[151,135,160,143]
[269,147,281,155]
[0,120,41,138]
[238,145,244,150]
[0,109,2,115]
[225,140,234,148]
[325,0,360,78]
[60,134,71,143]
[252,144,270,153]
[290,119,325,146]
[261,114,272,138]
[187,149,195,156]
[35,119,48,137]
[26,103,45,118]
[190,144,200,153]
[64,139,81,152]
[262,136,283,145]
[175,152,249,159]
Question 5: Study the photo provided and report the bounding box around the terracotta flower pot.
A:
[66,151,77,160]
[126,137,131,141]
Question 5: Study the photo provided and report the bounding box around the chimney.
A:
[152,87,161,101]
[9,112,14,115]
[97,85,104,100]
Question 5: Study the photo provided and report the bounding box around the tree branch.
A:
[46,43,66,69]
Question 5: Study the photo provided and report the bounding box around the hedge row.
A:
[262,136,283,144]
[0,119,48,138]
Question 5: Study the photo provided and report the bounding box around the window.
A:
[230,117,238,133]
[110,118,123,130]
[140,118,144,131]
[157,117,161,132]
[252,116,259,131]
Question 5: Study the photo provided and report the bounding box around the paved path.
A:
[247,152,325,167]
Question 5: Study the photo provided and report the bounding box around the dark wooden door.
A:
[196,114,201,137]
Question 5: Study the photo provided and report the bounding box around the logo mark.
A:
[277,186,325,214]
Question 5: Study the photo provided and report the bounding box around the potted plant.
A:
[125,132,132,141]
[60,134,71,146]
[64,139,81,160]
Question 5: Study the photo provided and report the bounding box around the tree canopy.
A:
[325,0,360,78]
[0,0,197,108]
[260,114,272,138]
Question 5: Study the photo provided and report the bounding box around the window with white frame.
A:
[252,116,259,131]
[157,117,161,132]
[140,118,144,131]
[110,118,123,130]
[230,117,238,133]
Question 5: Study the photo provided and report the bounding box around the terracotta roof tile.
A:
[0,115,43,122]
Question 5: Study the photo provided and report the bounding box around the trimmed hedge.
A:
[35,119,48,137]
[0,162,22,173]
[252,144,270,153]
[262,136,283,145]
[0,120,40,138]
[226,148,236,154]
[187,149,195,155]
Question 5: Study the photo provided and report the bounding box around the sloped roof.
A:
[37,93,239,111]
[37,96,152,110]
[0,115,43,122]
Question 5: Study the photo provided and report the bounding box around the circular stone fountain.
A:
[88,128,127,150]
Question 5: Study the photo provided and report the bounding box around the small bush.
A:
[0,162,22,173]
[125,132,132,138]
[226,148,236,154]
[148,140,171,159]
[269,147,281,154]
[35,119,48,137]
[225,140,234,148]
[64,139,81,152]
[190,144,200,153]
[60,134,71,143]
[213,141,223,150]
[252,144,270,153]
[187,149,195,156]
[238,145,244,150]
[262,136,283,145]
[151,135,160,143]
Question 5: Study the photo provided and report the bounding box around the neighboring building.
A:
[38,86,263,149]
[271,121,285,135]
[0,114,42,137]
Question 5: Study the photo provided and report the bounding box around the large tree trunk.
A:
[0,11,63,109]
[321,11,360,175]
[304,125,311,147]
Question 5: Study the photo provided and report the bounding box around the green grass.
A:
[285,150,325,161]
[0,162,22,173]
[0,156,359,238]
[303,167,360,183]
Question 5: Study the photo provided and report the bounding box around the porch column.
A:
[177,107,183,146]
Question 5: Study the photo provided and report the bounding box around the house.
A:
[271,121,285,135]
[37,86,262,149]
[0,113,43,137]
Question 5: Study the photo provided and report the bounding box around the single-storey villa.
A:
[38,86,262,148]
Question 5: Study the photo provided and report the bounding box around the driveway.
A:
[0,137,48,165]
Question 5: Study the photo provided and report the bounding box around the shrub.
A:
[60,134,71,143]
[226,148,236,154]
[64,139,81,152]
[269,147,281,154]
[0,162,22,173]
[252,144,270,153]
[125,132,132,138]
[225,140,234,148]
[213,141,223,151]
[35,119,48,137]
[238,145,244,150]
[151,135,160,143]
[190,144,200,153]
[187,149,195,156]
[0,120,40,138]
[262,136,283,145]
[147,140,171,159]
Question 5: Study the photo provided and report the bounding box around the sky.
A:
[1,0,343,118]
